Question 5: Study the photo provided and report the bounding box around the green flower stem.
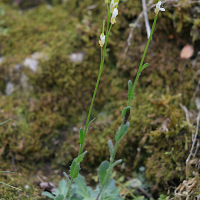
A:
[0,171,13,173]
[67,11,112,199]
[128,14,158,106]
[78,14,112,157]
[96,13,159,200]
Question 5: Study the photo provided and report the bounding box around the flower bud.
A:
[154,1,165,15]
[99,33,105,47]
[111,8,118,24]
[110,0,117,13]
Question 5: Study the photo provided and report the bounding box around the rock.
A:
[0,57,4,64]
[31,52,48,60]
[69,52,85,63]
[180,44,194,59]
[5,82,14,95]
[23,57,38,72]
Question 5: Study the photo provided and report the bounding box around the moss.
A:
[0,167,45,199]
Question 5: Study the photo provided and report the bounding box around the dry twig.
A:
[186,112,200,179]
[141,0,151,39]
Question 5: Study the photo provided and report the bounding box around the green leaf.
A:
[101,179,123,200]
[70,160,80,179]
[55,194,65,200]
[0,171,13,173]
[74,174,90,198]
[42,191,55,199]
[59,179,67,196]
[69,186,76,197]
[115,122,130,142]
[110,159,122,169]
[141,63,148,70]
[138,63,148,75]
[53,188,60,196]
[115,127,121,142]
[79,128,84,145]
[75,151,87,164]
[0,118,11,126]
[63,172,71,188]
[88,118,95,126]
[128,80,133,101]
[108,140,113,157]
[97,161,109,186]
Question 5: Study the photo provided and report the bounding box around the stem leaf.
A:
[115,122,130,142]
[140,63,148,73]
[108,140,113,157]
[109,159,122,170]
[0,118,11,126]
[70,160,80,179]
[42,191,55,198]
[75,151,87,164]
[79,128,84,145]
[97,161,109,186]
[128,80,133,101]
[63,172,71,187]
[88,118,96,126]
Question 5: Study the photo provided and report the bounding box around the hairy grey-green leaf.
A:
[110,159,122,169]
[53,188,60,196]
[115,127,121,142]
[59,179,67,196]
[41,191,55,199]
[63,172,71,188]
[115,122,130,142]
[55,194,65,200]
[74,174,90,198]
[97,161,109,186]
[108,140,113,158]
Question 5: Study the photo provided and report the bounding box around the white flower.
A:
[111,8,118,24]
[99,33,105,47]
[154,1,165,14]
[110,0,117,13]
[24,185,30,190]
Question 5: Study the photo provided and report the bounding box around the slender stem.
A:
[128,14,158,106]
[96,13,159,200]
[0,182,22,191]
[68,10,112,199]
[0,171,13,173]
[78,13,112,157]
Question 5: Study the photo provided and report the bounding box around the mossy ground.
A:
[0,0,200,199]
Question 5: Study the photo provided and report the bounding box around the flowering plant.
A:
[42,1,165,200]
